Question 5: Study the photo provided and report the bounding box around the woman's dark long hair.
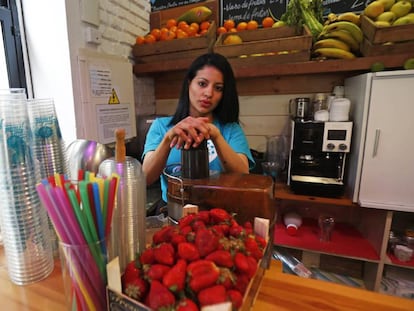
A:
[170,53,240,125]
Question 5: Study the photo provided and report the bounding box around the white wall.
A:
[22,0,153,144]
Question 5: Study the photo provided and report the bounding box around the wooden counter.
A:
[1,246,414,310]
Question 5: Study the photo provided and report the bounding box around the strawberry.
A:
[195,227,219,257]
[180,225,193,236]
[123,276,148,302]
[255,234,267,249]
[234,252,249,274]
[234,272,250,294]
[153,242,175,265]
[229,223,245,238]
[122,260,140,285]
[227,289,243,309]
[144,264,171,281]
[217,267,236,289]
[191,219,207,232]
[139,248,155,265]
[243,221,253,235]
[187,260,220,292]
[178,242,200,262]
[171,233,187,246]
[246,255,258,278]
[153,225,175,244]
[245,235,263,260]
[195,210,210,224]
[209,208,232,224]
[197,285,227,307]
[147,280,175,310]
[176,297,199,311]
[212,223,230,236]
[205,250,233,268]
[179,213,197,228]
[163,259,187,292]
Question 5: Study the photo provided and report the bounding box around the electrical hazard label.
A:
[108,88,120,104]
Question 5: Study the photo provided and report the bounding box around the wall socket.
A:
[86,27,101,45]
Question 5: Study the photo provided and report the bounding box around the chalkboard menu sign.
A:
[219,0,374,25]
[151,0,206,12]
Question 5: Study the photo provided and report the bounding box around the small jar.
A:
[283,212,302,236]
[181,139,209,179]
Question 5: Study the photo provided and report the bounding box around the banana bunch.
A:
[313,12,363,59]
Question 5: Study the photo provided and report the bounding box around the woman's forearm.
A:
[142,135,172,185]
[211,134,249,174]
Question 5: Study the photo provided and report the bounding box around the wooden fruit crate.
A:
[149,0,219,30]
[360,14,414,44]
[213,26,312,63]
[361,38,414,56]
[132,22,216,63]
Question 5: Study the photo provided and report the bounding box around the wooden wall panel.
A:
[154,73,345,99]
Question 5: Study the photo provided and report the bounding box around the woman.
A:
[142,53,254,204]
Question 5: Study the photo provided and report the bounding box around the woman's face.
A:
[189,65,224,119]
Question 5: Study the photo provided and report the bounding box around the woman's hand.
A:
[167,116,211,149]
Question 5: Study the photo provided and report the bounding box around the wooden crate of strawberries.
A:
[360,15,414,56]
[107,208,270,311]
[213,26,313,64]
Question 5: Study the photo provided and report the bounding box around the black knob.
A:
[327,143,335,150]
[339,143,347,151]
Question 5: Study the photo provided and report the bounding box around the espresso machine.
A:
[287,120,353,197]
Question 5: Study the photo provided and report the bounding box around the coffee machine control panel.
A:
[322,122,353,153]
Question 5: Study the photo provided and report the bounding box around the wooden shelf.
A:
[133,52,414,77]
[386,253,414,270]
[274,182,356,207]
[274,218,380,262]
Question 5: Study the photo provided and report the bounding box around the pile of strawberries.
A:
[121,208,267,311]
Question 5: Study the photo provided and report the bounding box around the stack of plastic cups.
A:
[27,98,66,256]
[99,156,147,272]
[0,89,54,285]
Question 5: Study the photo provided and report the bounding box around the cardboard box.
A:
[132,21,216,64]
[213,26,312,63]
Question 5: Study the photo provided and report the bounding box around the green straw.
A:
[102,179,110,231]
[79,181,99,243]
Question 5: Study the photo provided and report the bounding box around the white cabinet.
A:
[345,70,414,212]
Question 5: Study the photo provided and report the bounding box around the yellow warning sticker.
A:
[108,88,120,104]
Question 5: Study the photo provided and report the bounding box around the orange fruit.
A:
[200,21,211,31]
[169,26,178,34]
[262,17,275,28]
[236,22,248,31]
[246,20,259,30]
[150,28,161,41]
[178,21,189,30]
[223,19,236,31]
[160,30,176,41]
[217,26,227,35]
[166,18,177,29]
[135,36,145,45]
[228,28,238,33]
[176,29,189,39]
[186,25,198,37]
[190,22,200,33]
[199,29,208,36]
[144,34,156,44]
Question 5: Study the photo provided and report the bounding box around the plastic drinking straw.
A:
[79,181,99,243]
[92,183,105,241]
[105,176,118,237]
[36,184,97,310]
[87,182,98,230]
[78,169,84,182]
[102,179,110,231]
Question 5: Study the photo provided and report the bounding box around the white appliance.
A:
[345,70,414,212]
